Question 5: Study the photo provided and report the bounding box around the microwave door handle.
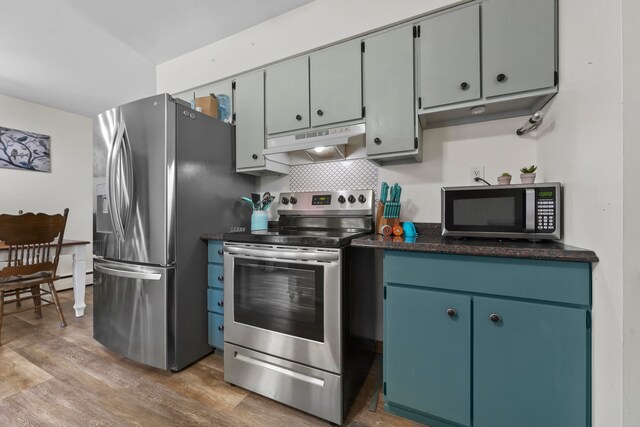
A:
[525,189,536,231]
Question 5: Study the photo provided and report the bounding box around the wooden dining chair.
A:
[0,209,69,345]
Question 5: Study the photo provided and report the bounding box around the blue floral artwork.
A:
[0,126,51,172]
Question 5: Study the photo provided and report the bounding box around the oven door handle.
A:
[224,246,339,262]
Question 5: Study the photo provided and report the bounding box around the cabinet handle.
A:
[217,275,223,282]
[217,249,223,256]
[460,82,469,90]
[252,154,258,160]
[496,73,507,83]
[218,325,224,331]
[295,114,302,121]
[316,109,324,117]
[374,137,382,145]
[217,300,224,307]
[447,308,457,318]
[490,313,501,323]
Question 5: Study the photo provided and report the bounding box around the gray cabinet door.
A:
[310,39,362,127]
[419,4,480,108]
[265,56,309,134]
[194,79,233,122]
[482,0,556,98]
[234,71,265,170]
[364,26,416,156]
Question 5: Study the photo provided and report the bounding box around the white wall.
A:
[622,0,640,425]
[0,94,93,278]
[157,0,628,424]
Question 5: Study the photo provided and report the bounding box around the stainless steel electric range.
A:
[222,190,376,425]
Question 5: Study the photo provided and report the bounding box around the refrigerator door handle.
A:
[106,114,132,244]
[105,119,122,242]
[94,263,162,281]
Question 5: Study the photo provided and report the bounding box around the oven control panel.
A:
[278,190,374,216]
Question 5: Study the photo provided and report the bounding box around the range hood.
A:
[263,124,365,161]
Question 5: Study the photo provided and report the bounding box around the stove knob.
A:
[348,195,356,203]
[338,195,346,203]
[358,194,366,203]
[281,197,289,205]
[289,197,297,205]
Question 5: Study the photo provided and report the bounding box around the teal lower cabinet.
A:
[383,251,592,427]
[207,240,225,350]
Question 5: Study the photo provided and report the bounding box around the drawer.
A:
[208,312,224,349]
[208,241,224,264]
[384,251,591,306]
[207,288,224,314]
[207,264,224,288]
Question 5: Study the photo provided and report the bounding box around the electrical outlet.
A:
[470,166,485,184]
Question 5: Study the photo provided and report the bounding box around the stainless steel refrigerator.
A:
[92,93,254,371]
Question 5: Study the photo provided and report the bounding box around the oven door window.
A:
[233,258,324,342]
[445,189,525,232]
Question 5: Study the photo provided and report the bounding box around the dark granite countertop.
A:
[351,223,599,263]
[201,233,225,241]
[202,223,598,263]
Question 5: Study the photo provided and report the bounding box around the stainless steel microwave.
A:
[441,182,562,240]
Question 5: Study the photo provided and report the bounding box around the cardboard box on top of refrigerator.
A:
[195,94,218,119]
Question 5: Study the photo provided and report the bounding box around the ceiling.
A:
[0,0,313,117]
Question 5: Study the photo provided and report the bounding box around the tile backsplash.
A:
[289,159,378,193]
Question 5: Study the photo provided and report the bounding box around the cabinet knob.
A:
[447,308,457,318]
[490,313,501,323]
[496,73,507,83]
[217,249,223,256]
[460,82,470,91]
[217,275,223,282]
[218,325,224,331]
[374,137,382,145]
[252,154,258,160]
[316,109,324,117]
[217,300,224,307]
[295,114,302,121]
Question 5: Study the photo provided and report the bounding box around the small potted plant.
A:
[520,165,537,184]
[497,172,512,185]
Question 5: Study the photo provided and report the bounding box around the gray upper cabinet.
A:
[310,39,362,127]
[265,40,363,135]
[234,71,266,170]
[364,26,418,159]
[418,4,480,109]
[265,56,310,135]
[482,0,557,98]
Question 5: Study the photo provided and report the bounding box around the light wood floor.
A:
[0,286,423,426]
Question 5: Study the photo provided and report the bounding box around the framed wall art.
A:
[0,126,51,172]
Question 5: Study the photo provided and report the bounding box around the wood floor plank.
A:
[0,288,426,426]
[0,346,53,400]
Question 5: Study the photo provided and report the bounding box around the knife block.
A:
[376,201,400,235]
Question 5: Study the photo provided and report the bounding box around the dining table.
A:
[0,239,90,317]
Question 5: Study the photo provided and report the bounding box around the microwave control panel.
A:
[536,188,557,232]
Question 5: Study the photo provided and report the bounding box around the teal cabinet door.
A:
[473,296,589,427]
[385,285,471,426]
[207,240,225,350]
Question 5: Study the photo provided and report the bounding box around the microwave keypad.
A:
[537,200,555,231]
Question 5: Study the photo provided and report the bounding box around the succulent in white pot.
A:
[497,172,512,185]
[520,165,537,184]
